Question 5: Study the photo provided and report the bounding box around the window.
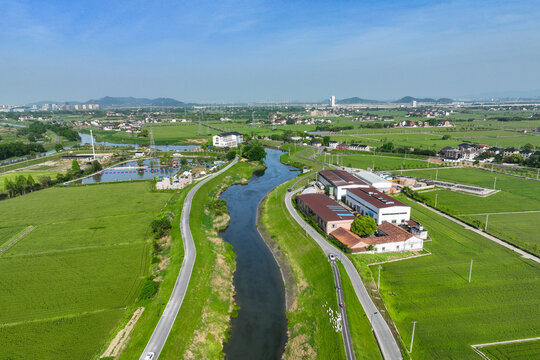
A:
[392,220,397,224]
[382,247,385,251]
[397,245,400,250]
[332,224,336,228]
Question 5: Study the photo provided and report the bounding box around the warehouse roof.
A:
[297,194,355,222]
[319,170,368,187]
[347,186,407,209]
[217,131,243,136]
[354,170,393,186]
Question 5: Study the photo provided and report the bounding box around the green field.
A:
[370,196,540,359]
[317,153,438,170]
[0,182,172,360]
[397,167,540,255]
[478,339,540,360]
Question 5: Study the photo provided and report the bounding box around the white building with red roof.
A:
[344,186,411,225]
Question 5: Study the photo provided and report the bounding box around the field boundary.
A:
[471,337,540,360]
[367,251,432,266]
[0,225,35,255]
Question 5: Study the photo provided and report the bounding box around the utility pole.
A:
[198,111,202,136]
[434,193,438,208]
[410,321,417,353]
[377,265,382,289]
[251,111,255,127]
[493,176,497,190]
[485,214,489,231]
[436,168,438,180]
[469,259,473,283]
[90,129,96,160]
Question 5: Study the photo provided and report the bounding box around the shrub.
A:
[139,277,159,300]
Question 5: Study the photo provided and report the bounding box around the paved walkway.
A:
[415,201,540,264]
[139,158,238,360]
[285,189,402,360]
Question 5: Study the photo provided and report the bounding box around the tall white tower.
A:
[330,95,336,107]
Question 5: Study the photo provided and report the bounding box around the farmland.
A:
[478,339,540,360]
[316,153,438,171]
[0,182,172,360]
[369,196,540,359]
[396,167,540,255]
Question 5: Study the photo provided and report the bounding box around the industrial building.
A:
[317,169,369,201]
[345,186,411,225]
[296,194,355,234]
[212,131,243,148]
[353,170,394,193]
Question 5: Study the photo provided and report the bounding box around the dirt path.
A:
[101,307,145,358]
[0,226,35,255]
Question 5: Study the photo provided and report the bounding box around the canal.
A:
[220,148,299,360]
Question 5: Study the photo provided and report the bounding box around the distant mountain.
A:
[85,96,185,107]
[396,96,453,104]
[336,97,384,104]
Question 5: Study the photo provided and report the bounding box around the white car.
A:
[328,253,336,261]
[144,352,155,360]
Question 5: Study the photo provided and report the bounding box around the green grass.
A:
[0,182,172,360]
[398,167,540,255]
[0,225,27,249]
[371,196,540,359]
[262,174,383,359]
[478,339,540,360]
[337,261,382,360]
[0,309,124,360]
[158,161,261,359]
[464,212,540,256]
[318,153,437,171]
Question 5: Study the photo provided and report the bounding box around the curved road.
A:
[285,188,402,360]
[139,158,238,360]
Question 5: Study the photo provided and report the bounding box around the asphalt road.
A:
[285,188,403,360]
[139,158,238,360]
[330,258,355,360]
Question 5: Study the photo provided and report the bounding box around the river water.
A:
[220,149,299,360]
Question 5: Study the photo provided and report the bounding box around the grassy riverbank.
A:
[157,160,264,359]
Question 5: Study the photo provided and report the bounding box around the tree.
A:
[442,134,451,140]
[521,143,534,151]
[55,143,64,152]
[38,176,52,188]
[350,215,378,237]
[379,142,394,152]
[138,129,149,138]
[226,149,236,160]
[241,143,266,162]
[26,175,35,192]
[322,136,330,146]
[71,160,81,173]
[91,160,102,172]
[180,158,188,167]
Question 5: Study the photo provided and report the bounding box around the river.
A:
[220,149,299,360]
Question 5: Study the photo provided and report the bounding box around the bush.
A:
[139,277,159,300]
[151,217,172,239]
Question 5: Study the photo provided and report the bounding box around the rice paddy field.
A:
[395,167,540,255]
[371,196,540,359]
[478,340,540,360]
[316,153,438,170]
[0,182,172,360]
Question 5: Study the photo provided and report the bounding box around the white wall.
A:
[345,192,410,225]
[374,237,423,253]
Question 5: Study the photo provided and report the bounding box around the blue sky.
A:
[1,0,540,103]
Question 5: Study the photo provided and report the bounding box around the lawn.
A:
[0,225,27,249]
[0,182,172,360]
[370,196,540,359]
[478,339,540,360]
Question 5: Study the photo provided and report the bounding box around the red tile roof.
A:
[296,194,355,222]
[330,228,363,247]
[319,170,368,187]
[346,186,406,209]
[330,222,416,250]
